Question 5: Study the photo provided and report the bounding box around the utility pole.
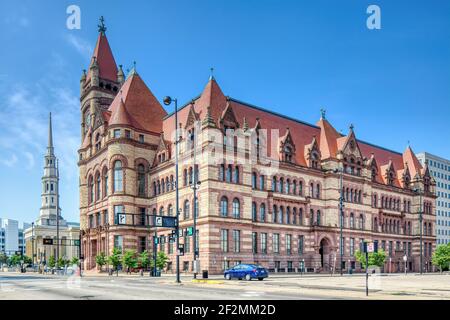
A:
[31,222,35,268]
[163,96,181,283]
[191,127,200,279]
[419,189,423,275]
[56,159,60,267]
[335,165,344,276]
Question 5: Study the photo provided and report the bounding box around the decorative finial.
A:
[98,16,107,34]
[209,67,215,80]
[320,108,326,120]
[349,123,354,131]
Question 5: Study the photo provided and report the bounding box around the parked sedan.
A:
[224,264,269,281]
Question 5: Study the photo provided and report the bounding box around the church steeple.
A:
[37,113,66,227]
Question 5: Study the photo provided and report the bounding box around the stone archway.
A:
[319,237,332,269]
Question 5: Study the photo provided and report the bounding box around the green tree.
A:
[9,254,21,266]
[95,252,107,271]
[70,257,79,265]
[108,248,122,274]
[22,255,32,265]
[123,249,138,273]
[432,243,450,272]
[150,251,169,271]
[48,255,56,268]
[138,250,151,270]
[57,257,66,268]
[355,249,386,269]
[0,252,8,265]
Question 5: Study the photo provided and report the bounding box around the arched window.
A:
[350,213,355,229]
[232,198,240,219]
[373,217,378,232]
[168,204,173,216]
[183,200,190,219]
[260,203,266,222]
[272,176,277,192]
[259,175,265,190]
[360,214,364,230]
[188,167,193,185]
[153,181,157,196]
[113,160,123,192]
[310,209,314,225]
[286,207,291,224]
[234,166,240,184]
[220,197,228,217]
[285,179,290,194]
[279,206,284,224]
[252,172,257,189]
[88,175,94,204]
[299,181,303,196]
[316,184,320,198]
[166,177,170,191]
[316,210,321,226]
[170,175,174,191]
[226,165,232,183]
[159,206,165,216]
[103,167,108,198]
[157,180,161,195]
[292,180,297,195]
[183,169,187,186]
[95,172,101,201]
[219,164,225,181]
[292,208,297,224]
[299,208,303,225]
[273,205,278,223]
[279,178,284,193]
[252,202,257,222]
[428,223,432,236]
[137,164,146,197]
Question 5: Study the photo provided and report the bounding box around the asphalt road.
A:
[0,273,335,300]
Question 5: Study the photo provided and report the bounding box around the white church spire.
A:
[36,113,66,227]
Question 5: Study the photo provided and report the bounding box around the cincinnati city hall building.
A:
[78,25,436,274]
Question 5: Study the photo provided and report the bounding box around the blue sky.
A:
[0,0,449,224]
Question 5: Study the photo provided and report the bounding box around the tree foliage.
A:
[108,248,122,271]
[48,255,56,268]
[0,253,8,264]
[138,250,151,270]
[70,257,79,265]
[355,249,386,268]
[432,243,450,272]
[123,250,138,271]
[96,252,107,270]
[8,254,21,266]
[150,251,169,270]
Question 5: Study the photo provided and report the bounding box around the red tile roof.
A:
[108,72,167,133]
[86,32,118,83]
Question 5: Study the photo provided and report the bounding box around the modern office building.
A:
[78,20,437,274]
[0,218,28,256]
[416,152,450,245]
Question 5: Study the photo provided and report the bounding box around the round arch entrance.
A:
[319,237,332,268]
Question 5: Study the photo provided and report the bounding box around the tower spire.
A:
[48,112,54,154]
[98,16,107,34]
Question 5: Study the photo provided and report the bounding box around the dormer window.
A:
[310,151,319,169]
[387,172,394,186]
[95,133,101,151]
[113,129,120,138]
[284,145,293,162]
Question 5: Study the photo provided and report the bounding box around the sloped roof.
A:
[86,32,118,83]
[108,72,167,133]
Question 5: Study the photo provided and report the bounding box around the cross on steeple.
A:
[320,108,326,120]
[209,67,215,81]
[98,16,107,34]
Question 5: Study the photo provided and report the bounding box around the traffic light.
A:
[43,238,53,245]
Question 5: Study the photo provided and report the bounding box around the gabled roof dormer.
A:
[279,128,296,163]
[399,162,412,189]
[381,159,397,186]
[304,135,321,169]
[219,98,239,130]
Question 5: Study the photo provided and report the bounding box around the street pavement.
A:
[0,271,449,300]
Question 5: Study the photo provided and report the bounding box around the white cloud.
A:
[65,34,93,60]
[23,151,35,170]
[0,153,18,167]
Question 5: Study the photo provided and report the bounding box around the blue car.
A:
[224,264,269,281]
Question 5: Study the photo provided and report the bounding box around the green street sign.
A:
[186,227,194,236]
[74,240,80,246]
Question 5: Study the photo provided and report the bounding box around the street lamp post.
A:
[31,222,35,268]
[163,96,181,283]
[189,130,201,279]
[334,165,344,276]
[414,187,423,275]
